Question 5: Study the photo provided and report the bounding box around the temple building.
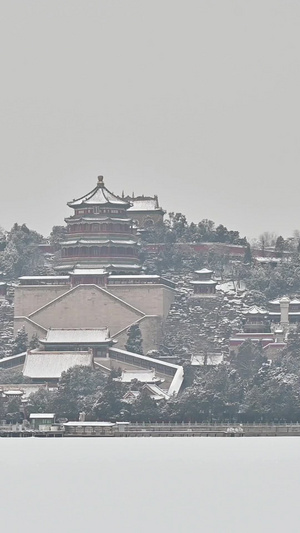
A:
[190,268,218,297]
[124,194,165,229]
[39,327,115,357]
[56,176,140,274]
[242,306,270,333]
[14,176,177,355]
[10,174,184,394]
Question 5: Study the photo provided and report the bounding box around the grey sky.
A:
[1,1,299,239]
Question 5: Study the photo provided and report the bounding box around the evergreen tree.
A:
[11,326,28,355]
[125,324,143,354]
[28,333,40,350]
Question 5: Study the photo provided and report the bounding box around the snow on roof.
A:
[23,351,93,379]
[68,262,141,271]
[242,306,268,315]
[42,328,111,344]
[63,421,115,427]
[29,413,55,419]
[269,297,300,306]
[71,268,107,276]
[19,276,69,281]
[190,280,217,285]
[109,347,180,370]
[3,390,24,396]
[144,383,170,400]
[68,178,129,208]
[216,280,246,293]
[194,268,213,274]
[167,366,184,397]
[66,216,132,223]
[234,332,273,338]
[191,354,224,366]
[256,256,279,262]
[127,198,160,211]
[108,264,141,269]
[109,275,160,280]
[61,239,136,246]
[109,348,184,396]
[116,369,161,383]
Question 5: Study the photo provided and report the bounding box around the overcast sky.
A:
[1,1,299,239]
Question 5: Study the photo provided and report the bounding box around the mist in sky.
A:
[0,1,299,239]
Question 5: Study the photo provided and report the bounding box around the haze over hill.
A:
[1,1,300,238]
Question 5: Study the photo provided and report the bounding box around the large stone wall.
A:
[28,285,144,334]
[14,285,71,317]
[112,315,162,353]
[14,282,175,353]
[108,285,175,319]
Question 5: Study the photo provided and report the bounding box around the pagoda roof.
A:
[40,327,112,344]
[60,239,136,246]
[190,279,217,285]
[242,305,269,315]
[65,216,132,223]
[194,268,213,274]
[70,268,107,276]
[68,176,130,208]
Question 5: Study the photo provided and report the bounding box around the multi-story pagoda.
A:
[56,176,140,273]
[190,268,218,297]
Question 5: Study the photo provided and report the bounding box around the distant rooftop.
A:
[41,328,111,344]
[68,176,130,208]
[23,351,93,379]
[71,268,107,276]
[242,306,268,315]
[127,196,163,212]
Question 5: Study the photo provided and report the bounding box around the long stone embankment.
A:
[2,423,300,438]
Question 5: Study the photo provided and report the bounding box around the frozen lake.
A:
[1,437,299,533]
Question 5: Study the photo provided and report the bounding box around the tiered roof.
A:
[40,327,112,345]
[68,176,130,208]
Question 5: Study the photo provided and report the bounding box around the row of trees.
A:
[142,214,247,245]
[2,330,300,423]
[0,223,47,280]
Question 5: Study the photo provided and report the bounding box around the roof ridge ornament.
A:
[97,175,104,188]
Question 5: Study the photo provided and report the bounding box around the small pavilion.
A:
[190,268,217,297]
[242,306,270,333]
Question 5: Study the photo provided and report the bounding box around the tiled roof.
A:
[68,178,129,208]
[127,198,160,211]
[23,351,93,379]
[42,328,111,344]
[242,306,268,315]
[61,239,136,246]
[194,268,213,274]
